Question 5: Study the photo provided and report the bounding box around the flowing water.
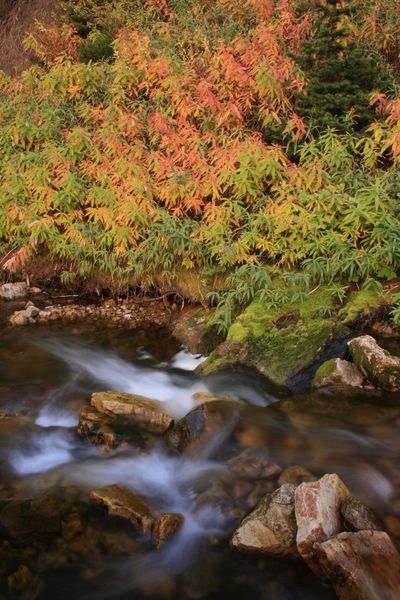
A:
[1,316,400,599]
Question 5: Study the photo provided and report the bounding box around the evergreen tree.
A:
[294,0,392,133]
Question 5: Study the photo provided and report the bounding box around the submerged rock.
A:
[90,391,174,434]
[166,400,240,456]
[152,513,184,549]
[278,466,317,487]
[295,473,349,577]
[8,564,42,600]
[231,484,299,558]
[314,530,400,599]
[90,484,156,534]
[349,335,400,391]
[340,496,380,532]
[0,493,65,542]
[0,282,27,300]
[312,358,364,390]
[226,448,281,481]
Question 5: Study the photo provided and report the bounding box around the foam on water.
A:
[37,337,210,418]
[9,429,82,475]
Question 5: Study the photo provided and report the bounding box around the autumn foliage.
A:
[0,0,399,291]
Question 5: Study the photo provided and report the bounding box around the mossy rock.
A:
[338,289,389,325]
[171,305,223,355]
[200,287,336,387]
[312,358,364,390]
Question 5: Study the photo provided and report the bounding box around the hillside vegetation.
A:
[1,0,400,327]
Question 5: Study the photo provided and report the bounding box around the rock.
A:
[166,400,240,456]
[90,484,156,533]
[8,565,42,599]
[0,493,64,542]
[61,512,84,541]
[171,305,223,355]
[0,281,27,300]
[226,448,281,481]
[312,358,364,390]
[340,496,380,532]
[349,335,400,391]
[78,405,122,449]
[191,391,235,406]
[90,391,173,434]
[278,466,317,487]
[314,530,400,599]
[152,513,184,549]
[295,473,350,577]
[230,484,299,558]
[200,288,338,387]
[9,302,39,326]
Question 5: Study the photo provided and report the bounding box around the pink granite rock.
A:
[295,473,349,576]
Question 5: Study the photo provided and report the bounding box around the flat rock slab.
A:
[349,335,400,391]
[90,484,156,534]
[152,513,184,549]
[231,484,299,558]
[314,530,400,599]
[91,391,173,434]
[295,473,349,577]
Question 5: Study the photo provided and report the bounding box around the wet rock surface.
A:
[295,474,350,576]
[166,400,240,456]
[152,513,185,549]
[340,496,380,532]
[90,391,174,434]
[226,448,281,481]
[312,358,365,390]
[90,484,156,534]
[278,466,317,487]
[349,335,400,391]
[314,530,400,600]
[231,484,299,558]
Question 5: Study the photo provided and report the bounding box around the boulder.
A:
[152,513,184,549]
[90,484,156,534]
[90,391,173,434]
[165,401,240,456]
[231,484,299,558]
[295,473,349,577]
[349,335,400,391]
[0,282,27,300]
[226,448,281,481]
[312,358,364,390]
[314,530,400,599]
[278,465,317,487]
[340,496,380,532]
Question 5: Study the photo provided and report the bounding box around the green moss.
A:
[312,358,336,387]
[339,289,386,324]
[202,285,335,386]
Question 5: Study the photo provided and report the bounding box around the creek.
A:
[1,319,400,599]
